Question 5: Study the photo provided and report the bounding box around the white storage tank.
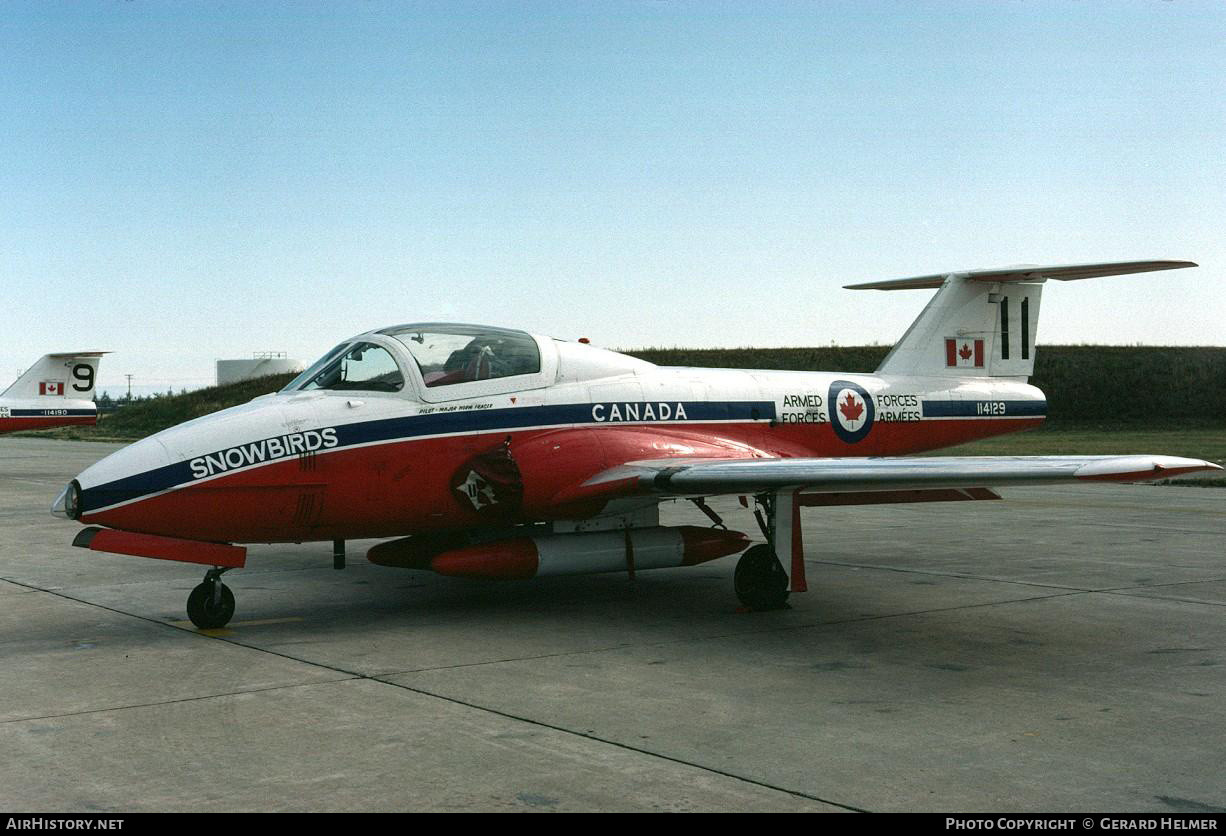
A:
[216,352,304,386]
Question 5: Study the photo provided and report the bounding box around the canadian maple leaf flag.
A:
[39,381,65,396]
[944,338,984,369]
[838,391,865,423]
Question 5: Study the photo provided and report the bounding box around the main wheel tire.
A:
[734,544,790,611]
[186,582,235,629]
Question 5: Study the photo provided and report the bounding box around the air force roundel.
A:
[828,380,874,444]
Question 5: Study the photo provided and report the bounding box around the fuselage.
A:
[66,328,1045,543]
[0,399,97,434]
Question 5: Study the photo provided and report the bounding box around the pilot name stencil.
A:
[419,402,494,415]
[189,428,339,479]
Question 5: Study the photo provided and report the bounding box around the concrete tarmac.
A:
[1,437,1224,812]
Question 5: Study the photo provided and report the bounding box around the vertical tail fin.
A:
[844,260,1196,379]
[860,275,1043,379]
[2,353,107,401]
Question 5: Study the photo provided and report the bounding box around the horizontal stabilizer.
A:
[844,260,1196,291]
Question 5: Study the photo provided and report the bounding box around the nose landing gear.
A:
[186,567,235,629]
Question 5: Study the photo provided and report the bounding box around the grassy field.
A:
[927,425,1226,486]
[628,345,1226,426]
[928,425,1226,461]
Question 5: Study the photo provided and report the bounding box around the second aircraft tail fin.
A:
[1,352,107,402]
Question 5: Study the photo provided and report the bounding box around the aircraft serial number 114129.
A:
[54,260,1219,628]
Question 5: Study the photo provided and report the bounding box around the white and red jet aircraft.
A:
[1,352,106,434]
[55,261,1218,628]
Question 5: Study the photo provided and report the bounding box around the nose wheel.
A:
[733,544,790,611]
[186,568,235,629]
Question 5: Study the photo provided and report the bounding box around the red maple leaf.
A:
[839,392,864,422]
[958,342,973,361]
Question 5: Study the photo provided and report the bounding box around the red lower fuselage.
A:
[78,410,1041,544]
[0,414,96,434]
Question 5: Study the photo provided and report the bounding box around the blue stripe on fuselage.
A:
[78,400,776,512]
[10,409,96,417]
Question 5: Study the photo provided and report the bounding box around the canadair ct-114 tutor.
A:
[54,260,1219,628]
[1,352,105,434]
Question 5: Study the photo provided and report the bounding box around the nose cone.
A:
[57,396,296,533]
[68,435,174,521]
[50,480,80,518]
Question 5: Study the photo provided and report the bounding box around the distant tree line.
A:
[96,388,191,411]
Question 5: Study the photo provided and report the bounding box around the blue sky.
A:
[2,1,1223,392]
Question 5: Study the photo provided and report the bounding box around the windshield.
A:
[283,342,405,393]
[281,343,347,392]
[386,326,540,388]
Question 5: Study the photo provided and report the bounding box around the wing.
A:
[578,455,1220,500]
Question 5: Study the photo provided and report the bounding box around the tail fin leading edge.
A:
[846,260,1196,379]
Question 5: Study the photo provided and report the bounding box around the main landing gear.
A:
[722,491,794,612]
[187,567,235,629]
[734,544,790,611]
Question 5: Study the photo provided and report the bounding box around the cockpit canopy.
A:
[381,324,541,388]
[280,324,544,396]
